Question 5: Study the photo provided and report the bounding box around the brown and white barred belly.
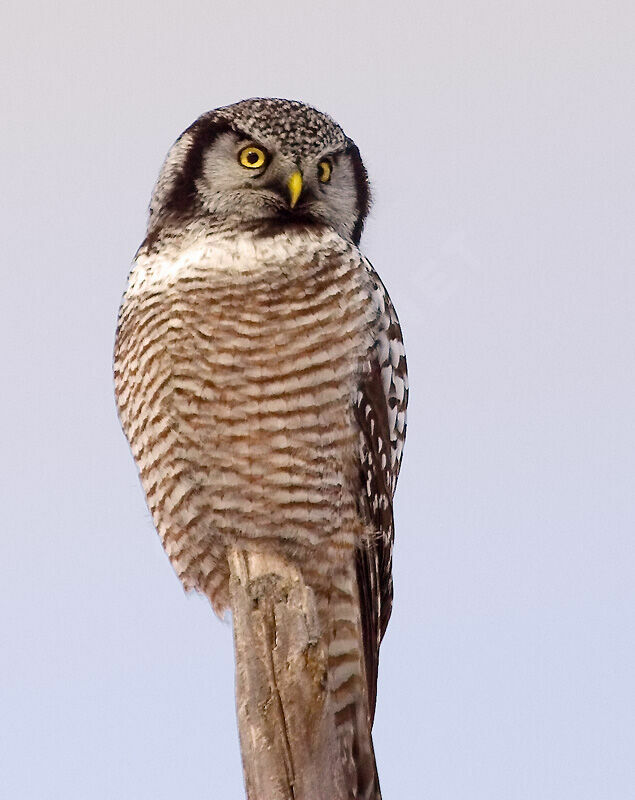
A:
[115,223,389,798]
[115,224,377,613]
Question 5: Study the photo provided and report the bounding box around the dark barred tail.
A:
[332,701,381,799]
[328,570,382,799]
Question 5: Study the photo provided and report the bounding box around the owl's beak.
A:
[287,170,303,209]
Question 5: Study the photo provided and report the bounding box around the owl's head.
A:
[146,98,371,246]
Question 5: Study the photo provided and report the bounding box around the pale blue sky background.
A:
[2,1,634,797]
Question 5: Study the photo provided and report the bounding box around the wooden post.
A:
[228,548,348,800]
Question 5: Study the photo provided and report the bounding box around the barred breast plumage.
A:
[115,222,376,611]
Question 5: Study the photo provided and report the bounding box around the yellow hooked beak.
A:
[287,170,303,208]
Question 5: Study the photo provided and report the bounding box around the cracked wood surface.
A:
[228,548,348,800]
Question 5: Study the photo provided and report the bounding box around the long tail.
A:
[328,570,382,800]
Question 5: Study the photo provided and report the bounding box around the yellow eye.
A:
[318,160,332,183]
[239,146,267,169]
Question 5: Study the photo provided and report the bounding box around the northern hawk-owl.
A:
[114,98,408,799]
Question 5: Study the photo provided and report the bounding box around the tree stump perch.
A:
[228,548,348,800]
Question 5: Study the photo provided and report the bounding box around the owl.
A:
[114,98,408,800]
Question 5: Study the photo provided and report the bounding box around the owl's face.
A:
[147,99,371,246]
